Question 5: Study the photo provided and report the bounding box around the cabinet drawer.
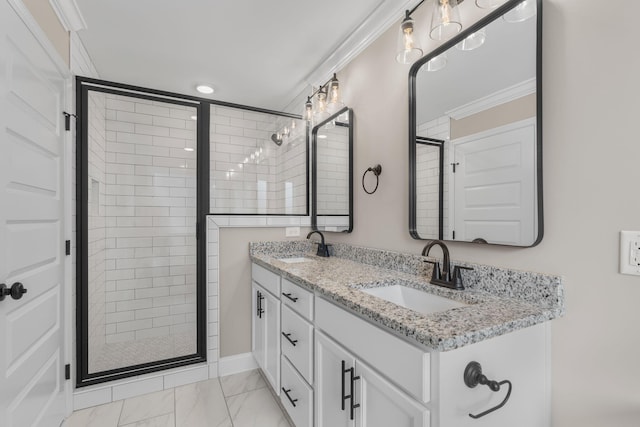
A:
[281,278,314,321]
[316,297,430,403]
[252,263,280,296]
[281,305,314,385]
[281,355,313,427]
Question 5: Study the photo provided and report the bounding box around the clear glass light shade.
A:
[430,0,462,40]
[455,29,486,51]
[475,0,503,8]
[503,0,536,23]
[425,53,448,72]
[396,15,423,64]
[303,99,313,121]
[328,76,341,105]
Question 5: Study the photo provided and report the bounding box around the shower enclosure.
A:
[76,79,209,385]
[76,78,308,386]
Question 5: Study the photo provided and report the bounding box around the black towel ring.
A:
[362,164,382,194]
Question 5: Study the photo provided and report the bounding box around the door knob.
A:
[0,282,27,301]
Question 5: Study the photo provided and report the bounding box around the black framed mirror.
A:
[312,107,353,232]
[409,0,542,247]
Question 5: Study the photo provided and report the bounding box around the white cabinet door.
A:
[251,282,265,371]
[316,331,356,427]
[357,361,430,427]
[263,289,280,394]
[0,0,68,425]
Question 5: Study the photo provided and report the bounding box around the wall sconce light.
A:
[396,10,423,64]
[303,73,344,124]
[395,0,467,65]
[430,0,463,41]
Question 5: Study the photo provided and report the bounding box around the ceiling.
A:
[75,0,403,112]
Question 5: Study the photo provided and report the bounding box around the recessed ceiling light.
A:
[184,147,195,152]
[196,84,214,94]
[318,135,328,139]
[190,115,197,120]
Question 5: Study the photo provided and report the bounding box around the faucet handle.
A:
[424,260,441,280]
[452,265,473,290]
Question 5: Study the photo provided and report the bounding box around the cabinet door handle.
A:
[282,292,299,303]
[257,291,265,318]
[350,368,361,421]
[281,387,298,407]
[341,360,348,411]
[281,332,298,347]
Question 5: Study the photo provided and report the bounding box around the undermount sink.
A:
[277,257,313,264]
[361,284,467,315]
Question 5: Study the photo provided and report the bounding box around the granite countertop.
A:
[250,243,564,352]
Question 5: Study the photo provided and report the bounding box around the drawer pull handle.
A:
[281,387,298,407]
[282,292,299,302]
[464,361,513,419]
[282,332,298,346]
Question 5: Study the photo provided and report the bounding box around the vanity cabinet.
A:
[251,264,281,394]
[251,262,549,427]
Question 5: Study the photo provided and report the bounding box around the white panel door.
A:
[0,0,67,425]
[452,118,536,245]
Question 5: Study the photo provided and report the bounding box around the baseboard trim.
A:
[218,352,257,377]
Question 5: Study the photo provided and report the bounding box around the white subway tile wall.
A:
[416,117,451,238]
[87,92,198,372]
[210,106,307,214]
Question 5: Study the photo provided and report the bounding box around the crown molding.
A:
[445,78,536,120]
[49,0,87,32]
[305,0,422,86]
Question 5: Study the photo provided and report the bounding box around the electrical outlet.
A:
[620,231,640,276]
[285,227,300,237]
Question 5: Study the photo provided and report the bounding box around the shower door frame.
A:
[75,77,209,387]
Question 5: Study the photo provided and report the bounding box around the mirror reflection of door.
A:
[410,0,541,246]
[451,118,536,245]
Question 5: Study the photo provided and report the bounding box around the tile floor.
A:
[65,370,293,427]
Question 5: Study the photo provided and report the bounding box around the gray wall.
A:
[219,1,640,426]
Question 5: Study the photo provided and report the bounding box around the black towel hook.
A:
[362,164,382,194]
[463,361,513,419]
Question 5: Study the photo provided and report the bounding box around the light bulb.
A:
[328,75,340,104]
[396,12,423,64]
[317,90,327,112]
[304,98,313,121]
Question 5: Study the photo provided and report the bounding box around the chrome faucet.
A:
[421,240,472,290]
[307,230,331,257]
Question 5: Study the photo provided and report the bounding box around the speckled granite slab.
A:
[249,241,564,351]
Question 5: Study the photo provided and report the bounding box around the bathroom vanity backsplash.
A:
[249,240,564,314]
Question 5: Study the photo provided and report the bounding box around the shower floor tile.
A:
[65,370,293,427]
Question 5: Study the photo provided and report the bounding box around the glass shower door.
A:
[77,80,206,385]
